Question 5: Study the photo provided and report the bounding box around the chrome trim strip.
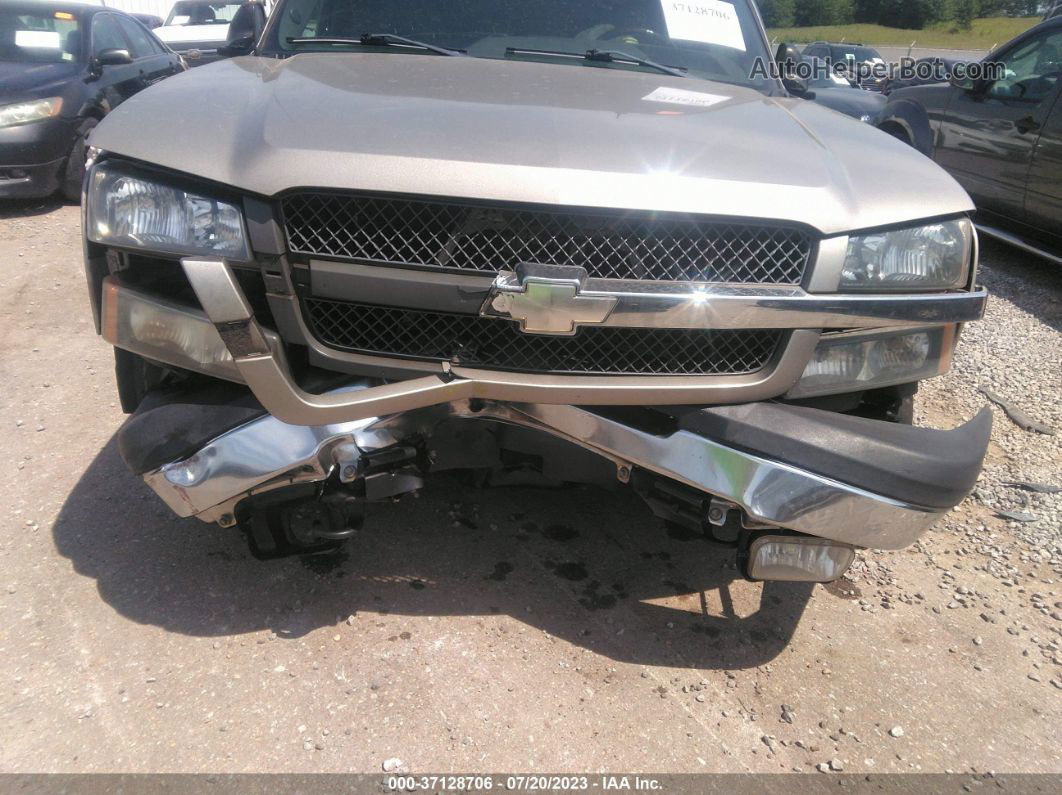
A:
[144,393,942,550]
[183,258,256,323]
[975,223,1062,266]
[805,234,850,292]
[481,269,988,331]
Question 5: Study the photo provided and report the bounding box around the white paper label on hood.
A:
[15,30,61,49]
[660,1,746,52]
[643,86,729,108]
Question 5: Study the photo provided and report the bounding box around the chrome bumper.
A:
[143,390,944,550]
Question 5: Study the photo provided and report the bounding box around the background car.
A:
[0,0,185,201]
[804,69,886,122]
[129,13,164,30]
[802,41,888,92]
[773,43,886,123]
[882,56,969,95]
[153,1,254,66]
[877,17,1062,263]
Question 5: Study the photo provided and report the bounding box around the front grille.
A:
[303,299,782,376]
[282,193,812,285]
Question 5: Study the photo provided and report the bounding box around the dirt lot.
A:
[0,201,1059,774]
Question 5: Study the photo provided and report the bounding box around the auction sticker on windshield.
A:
[661,1,746,51]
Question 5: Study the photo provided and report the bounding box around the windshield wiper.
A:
[287,33,464,57]
[505,47,686,78]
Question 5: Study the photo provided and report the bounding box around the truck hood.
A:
[92,53,972,236]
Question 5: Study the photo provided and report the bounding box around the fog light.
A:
[746,534,856,582]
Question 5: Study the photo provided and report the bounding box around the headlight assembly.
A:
[87,163,249,260]
[0,97,62,129]
[841,218,973,291]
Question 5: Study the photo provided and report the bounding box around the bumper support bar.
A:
[173,257,986,426]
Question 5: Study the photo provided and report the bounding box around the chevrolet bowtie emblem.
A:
[482,264,617,335]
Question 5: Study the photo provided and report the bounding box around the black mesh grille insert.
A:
[303,299,782,376]
[282,193,812,284]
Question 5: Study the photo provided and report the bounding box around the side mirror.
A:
[218,35,255,58]
[96,48,133,66]
[218,2,266,58]
[775,42,802,75]
[783,76,814,100]
[950,70,987,95]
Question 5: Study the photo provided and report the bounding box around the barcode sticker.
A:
[643,86,730,108]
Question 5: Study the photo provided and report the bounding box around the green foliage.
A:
[767,16,1040,48]
[794,0,856,26]
[757,0,1043,31]
[955,0,981,30]
[758,0,798,28]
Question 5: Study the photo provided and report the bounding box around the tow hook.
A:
[236,486,363,560]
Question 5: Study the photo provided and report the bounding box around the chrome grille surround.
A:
[303,298,783,376]
[281,193,813,284]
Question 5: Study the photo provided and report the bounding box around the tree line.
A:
[757,0,1046,29]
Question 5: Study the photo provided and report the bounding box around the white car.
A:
[153,0,250,64]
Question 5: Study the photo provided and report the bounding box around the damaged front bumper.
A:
[127,388,991,553]
[102,257,992,575]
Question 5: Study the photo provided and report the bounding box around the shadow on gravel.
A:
[978,238,1062,333]
[54,437,813,670]
[0,197,67,220]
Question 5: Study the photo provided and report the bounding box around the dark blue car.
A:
[0,1,184,201]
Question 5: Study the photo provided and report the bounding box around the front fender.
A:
[877,98,935,157]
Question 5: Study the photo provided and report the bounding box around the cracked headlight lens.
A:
[87,163,249,260]
[841,218,972,290]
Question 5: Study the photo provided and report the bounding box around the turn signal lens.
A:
[787,327,952,398]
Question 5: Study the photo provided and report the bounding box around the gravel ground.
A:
[0,203,1058,774]
[919,239,1062,593]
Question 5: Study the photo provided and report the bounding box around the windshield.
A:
[165,2,245,27]
[263,0,774,90]
[829,45,881,62]
[0,5,81,64]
